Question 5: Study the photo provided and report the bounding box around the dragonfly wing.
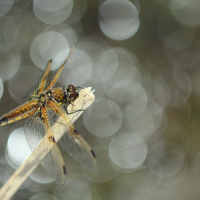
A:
[21,82,40,103]
[24,110,66,185]
[22,59,52,103]
[47,101,96,170]
[59,129,96,170]
[24,113,46,151]
[44,45,77,91]
[41,144,66,185]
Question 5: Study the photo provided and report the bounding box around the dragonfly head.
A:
[64,85,79,103]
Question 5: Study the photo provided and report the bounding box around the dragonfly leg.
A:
[67,109,85,115]
[76,86,84,89]
[63,103,85,115]
[63,104,85,115]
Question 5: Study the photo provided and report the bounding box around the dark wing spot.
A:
[63,166,66,175]
[51,137,56,143]
[91,150,96,158]
[0,117,8,125]
[74,129,79,134]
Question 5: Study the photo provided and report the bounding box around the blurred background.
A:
[0,0,199,199]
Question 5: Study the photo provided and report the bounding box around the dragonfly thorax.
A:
[39,94,46,103]
[39,91,52,106]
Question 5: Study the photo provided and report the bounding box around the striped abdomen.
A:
[0,100,39,126]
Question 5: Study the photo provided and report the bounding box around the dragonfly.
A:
[0,45,96,185]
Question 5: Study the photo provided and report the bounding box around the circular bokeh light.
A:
[83,98,123,137]
[99,0,139,40]
[109,132,148,170]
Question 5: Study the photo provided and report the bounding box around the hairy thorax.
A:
[39,88,64,107]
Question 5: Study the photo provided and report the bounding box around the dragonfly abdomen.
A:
[0,100,39,126]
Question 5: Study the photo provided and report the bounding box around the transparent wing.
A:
[41,144,66,185]
[43,65,63,92]
[22,59,52,103]
[24,111,66,185]
[24,113,45,151]
[59,129,96,170]
[47,102,96,170]
[44,45,77,91]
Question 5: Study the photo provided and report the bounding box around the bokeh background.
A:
[0,0,199,199]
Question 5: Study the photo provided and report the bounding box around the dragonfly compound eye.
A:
[70,92,77,102]
[65,85,78,103]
